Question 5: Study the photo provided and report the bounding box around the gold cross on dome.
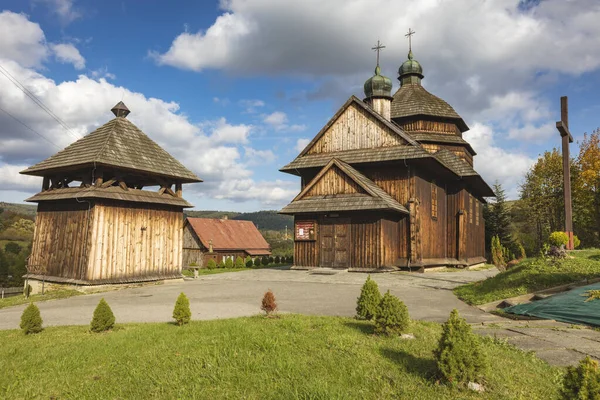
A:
[371,40,386,66]
[405,28,415,51]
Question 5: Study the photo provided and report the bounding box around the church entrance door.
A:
[320,218,350,268]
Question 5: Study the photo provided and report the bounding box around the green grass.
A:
[454,250,600,305]
[0,315,562,399]
[182,265,288,277]
[0,290,82,309]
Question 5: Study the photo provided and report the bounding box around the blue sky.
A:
[1,0,599,211]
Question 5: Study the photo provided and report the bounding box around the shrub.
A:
[275,256,281,264]
[225,258,234,269]
[235,256,245,269]
[517,242,526,259]
[246,259,254,268]
[261,290,277,316]
[4,241,22,255]
[356,275,381,320]
[219,260,226,268]
[561,356,600,399]
[206,259,217,270]
[491,235,505,269]
[549,231,569,247]
[20,303,43,334]
[574,235,581,249]
[254,258,262,268]
[374,291,410,335]
[269,256,274,264]
[172,292,191,326]
[434,309,487,385]
[245,256,252,265]
[90,298,115,333]
[261,256,269,266]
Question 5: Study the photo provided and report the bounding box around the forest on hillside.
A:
[0,204,35,287]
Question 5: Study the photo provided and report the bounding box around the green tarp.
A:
[504,283,600,327]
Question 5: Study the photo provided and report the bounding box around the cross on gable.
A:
[371,40,385,66]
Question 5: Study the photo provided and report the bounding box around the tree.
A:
[90,298,116,332]
[485,182,513,254]
[574,129,600,247]
[561,356,600,399]
[225,257,234,269]
[356,275,381,320]
[374,291,410,335]
[172,292,191,326]
[4,242,22,255]
[235,256,245,268]
[20,303,43,334]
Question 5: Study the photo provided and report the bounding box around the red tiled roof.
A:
[185,218,271,252]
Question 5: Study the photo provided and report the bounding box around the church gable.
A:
[301,97,413,156]
[302,165,367,198]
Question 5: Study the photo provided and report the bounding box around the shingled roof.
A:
[185,218,270,253]
[434,149,494,197]
[391,84,468,132]
[281,159,408,215]
[21,114,201,183]
[409,132,476,155]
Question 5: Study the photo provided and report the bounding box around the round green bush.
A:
[206,259,217,270]
[90,298,115,333]
[574,235,581,249]
[356,275,381,320]
[219,260,226,268]
[225,258,234,269]
[434,309,487,385]
[261,256,269,266]
[374,291,410,335]
[20,302,43,334]
[561,356,600,399]
[235,256,245,269]
[246,259,254,268]
[254,258,262,268]
[274,256,281,264]
[172,292,191,326]
[549,231,569,247]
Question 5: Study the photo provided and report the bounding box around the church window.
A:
[431,181,438,219]
[469,195,473,224]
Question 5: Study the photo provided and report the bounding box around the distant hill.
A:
[0,202,37,217]
[185,210,293,231]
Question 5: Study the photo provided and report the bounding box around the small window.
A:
[431,181,438,219]
[475,200,480,226]
[469,195,473,224]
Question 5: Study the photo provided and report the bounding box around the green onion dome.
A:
[364,65,393,98]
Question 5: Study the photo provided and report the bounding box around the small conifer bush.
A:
[254,258,262,268]
[225,258,234,268]
[206,259,217,270]
[356,275,381,320]
[20,302,43,334]
[374,291,409,335]
[172,292,191,326]
[235,256,245,269]
[434,309,487,385]
[90,298,115,333]
[246,258,254,268]
[261,256,269,266]
[219,260,226,268]
[275,256,281,264]
[561,356,600,399]
[261,289,277,316]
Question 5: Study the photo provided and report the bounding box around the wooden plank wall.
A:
[304,166,366,197]
[294,215,319,267]
[361,165,412,205]
[380,218,399,266]
[446,185,462,260]
[414,173,447,259]
[397,119,460,135]
[351,216,380,268]
[182,223,202,249]
[29,201,93,280]
[86,202,183,281]
[306,103,406,154]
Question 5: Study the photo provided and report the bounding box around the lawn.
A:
[454,249,600,305]
[182,265,288,277]
[0,290,82,309]
[0,315,562,399]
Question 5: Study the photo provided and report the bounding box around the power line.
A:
[0,105,62,151]
[0,64,82,142]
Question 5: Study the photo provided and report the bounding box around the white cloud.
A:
[264,111,287,128]
[37,0,81,25]
[507,122,556,143]
[240,99,265,113]
[0,11,48,68]
[244,147,276,166]
[465,122,536,198]
[90,67,116,80]
[295,138,310,152]
[51,43,85,69]
[0,164,41,191]
[213,179,297,205]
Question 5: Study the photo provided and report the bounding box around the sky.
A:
[0,0,599,212]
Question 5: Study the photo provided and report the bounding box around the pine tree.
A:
[90,298,116,332]
[172,292,192,326]
[374,291,410,335]
[356,275,381,320]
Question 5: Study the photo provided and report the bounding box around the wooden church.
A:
[280,40,493,271]
[20,102,201,289]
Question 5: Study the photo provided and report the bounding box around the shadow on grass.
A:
[343,320,375,335]
[380,348,438,380]
[588,255,600,262]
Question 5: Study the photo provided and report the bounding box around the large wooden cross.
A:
[555,96,574,250]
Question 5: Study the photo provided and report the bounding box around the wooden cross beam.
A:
[555,96,574,250]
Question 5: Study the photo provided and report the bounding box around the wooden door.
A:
[334,223,350,268]
[320,218,350,268]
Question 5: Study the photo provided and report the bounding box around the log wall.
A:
[304,166,365,197]
[414,173,447,259]
[397,119,461,135]
[306,103,406,154]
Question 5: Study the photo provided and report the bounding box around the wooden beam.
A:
[158,186,167,195]
[165,187,176,197]
[100,179,117,188]
[175,182,182,198]
[118,181,129,191]
[557,96,574,250]
[42,176,50,191]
